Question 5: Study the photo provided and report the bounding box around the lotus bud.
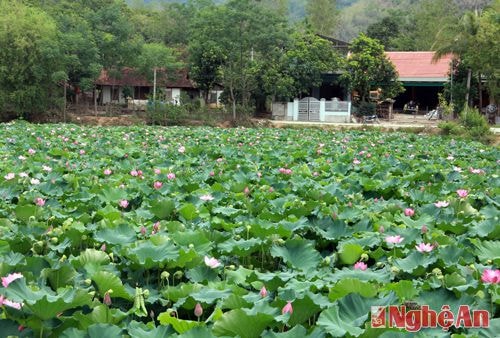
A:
[194,303,203,317]
[103,291,112,306]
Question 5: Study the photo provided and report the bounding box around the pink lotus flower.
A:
[194,302,203,317]
[4,173,15,180]
[434,201,449,208]
[244,187,250,195]
[0,296,23,310]
[353,159,361,165]
[385,235,404,244]
[28,148,36,155]
[481,269,500,284]
[130,170,139,177]
[469,168,484,174]
[2,273,23,287]
[415,243,434,253]
[167,172,176,180]
[140,226,147,236]
[30,178,40,185]
[154,168,161,175]
[79,149,85,155]
[178,146,185,153]
[404,208,414,217]
[153,181,163,189]
[200,194,214,201]
[103,169,112,175]
[282,301,293,315]
[204,256,221,268]
[34,197,45,207]
[456,189,468,198]
[209,171,215,177]
[42,165,52,172]
[260,286,268,298]
[354,261,367,270]
[100,244,106,252]
[119,200,129,208]
[421,225,428,234]
[378,226,385,233]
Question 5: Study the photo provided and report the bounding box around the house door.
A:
[298,97,320,121]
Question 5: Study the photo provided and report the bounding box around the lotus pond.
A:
[0,121,499,337]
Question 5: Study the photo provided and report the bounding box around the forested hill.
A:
[129,0,493,41]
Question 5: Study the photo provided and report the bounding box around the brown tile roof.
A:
[95,67,196,88]
[385,52,454,82]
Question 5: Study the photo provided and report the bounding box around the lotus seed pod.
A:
[360,253,369,261]
[188,243,194,249]
[81,235,87,240]
[324,256,331,265]
[228,265,236,270]
[174,271,183,279]
[390,266,400,274]
[476,290,485,299]
[143,289,150,298]
[432,268,442,276]
[161,271,170,280]
[50,237,58,244]
[84,279,92,286]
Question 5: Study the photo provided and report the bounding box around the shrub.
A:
[356,101,376,116]
[459,107,493,143]
[438,121,464,136]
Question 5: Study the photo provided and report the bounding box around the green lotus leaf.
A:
[14,204,37,222]
[77,248,111,267]
[436,245,474,266]
[190,288,232,304]
[338,243,364,265]
[94,223,137,245]
[157,310,202,334]
[91,271,132,300]
[88,324,123,338]
[262,325,325,338]
[125,239,179,269]
[393,251,438,274]
[384,280,419,301]
[42,264,78,289]
[329,278,379,301]
[221,293,251,310]
[270,238,321,274]
[178,203,198,221]
[212,309,274,338]
[218,237,262,256]
[127,320,176,338]
[150,199,175,219]
[4,280,93,321]
[60,327,88,338]
[327,268,392,283]
[185,266,219,283]
[471,239,500,264]
[176,326,216,338]
[316,304,364,337]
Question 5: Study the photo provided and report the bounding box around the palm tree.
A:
[432,11,481,108]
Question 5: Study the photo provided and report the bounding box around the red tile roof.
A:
[385,52,454,82]
[95,67,196,88]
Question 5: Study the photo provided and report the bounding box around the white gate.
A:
[298,97,320,121]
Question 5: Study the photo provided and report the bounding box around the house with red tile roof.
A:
[95,68,222,106]
[385,52,454,113]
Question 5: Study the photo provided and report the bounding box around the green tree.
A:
[189,0,289,119]
[365,15,400,50]
[466,1,500,105]
[432,10,481,108]
[136,43,182,101]
[342,34,403,103]
[0,1,65,117]
[259,31,342,101]
[306,0,339,36]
